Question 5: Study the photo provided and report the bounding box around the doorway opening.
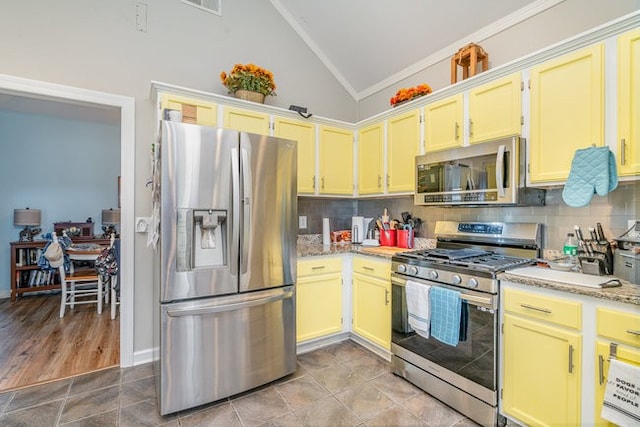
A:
[0,74,134,392]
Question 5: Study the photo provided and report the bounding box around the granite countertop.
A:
[297,235,435,259]
[499,271,640,306]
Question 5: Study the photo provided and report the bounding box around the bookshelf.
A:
[9,238,110,302]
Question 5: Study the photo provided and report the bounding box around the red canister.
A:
[379,229,397,247]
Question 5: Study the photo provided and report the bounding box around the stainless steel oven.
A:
[390,221,541,426]
[392,274,499,425]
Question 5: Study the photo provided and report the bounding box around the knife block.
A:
[578,239,613,275]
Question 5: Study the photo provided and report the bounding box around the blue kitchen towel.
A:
[562,146,618,207]
[429,287,462,346]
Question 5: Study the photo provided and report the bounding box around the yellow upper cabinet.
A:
[223,106,270,135]
[358,122,384,195]
[318,125,354,195]
[387,108,421,193]
[274,117,316,194]
[529,44,604,183]
[468,73,522,144]
[424,94,463,153]
[160,93,217,127]
[618,28,640,176]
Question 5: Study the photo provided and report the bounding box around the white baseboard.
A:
[349,334,392,362]
[134,333,390,367]
[296,332,351,355]
[0,290,11,299]
[133,346,157,366]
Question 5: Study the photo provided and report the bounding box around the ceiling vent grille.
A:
[182,0,221,16]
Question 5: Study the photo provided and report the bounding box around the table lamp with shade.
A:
[102,208,120,238]
[14,208,42,242]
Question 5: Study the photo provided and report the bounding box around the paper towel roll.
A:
[322,218,330,245]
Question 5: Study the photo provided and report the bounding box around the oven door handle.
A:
[391,275,494,306]
[460,294,493,305]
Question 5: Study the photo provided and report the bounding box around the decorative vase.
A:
[235,90,265,104]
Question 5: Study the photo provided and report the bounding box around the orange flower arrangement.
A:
[220,63,277,97]
[390,83,432,107]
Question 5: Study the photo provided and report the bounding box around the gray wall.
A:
[0,0,637,358]
[357,0,640,119]
[0,0,355,356]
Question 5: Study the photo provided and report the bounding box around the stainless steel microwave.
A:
[415,137,545,206]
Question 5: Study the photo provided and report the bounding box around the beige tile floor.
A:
[0,340,479,426]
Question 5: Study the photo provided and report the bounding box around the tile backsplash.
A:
[297,182,638,252]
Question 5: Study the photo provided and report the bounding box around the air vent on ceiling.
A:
[182,0,221,16]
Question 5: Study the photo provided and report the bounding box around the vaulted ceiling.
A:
[271,0,562,100]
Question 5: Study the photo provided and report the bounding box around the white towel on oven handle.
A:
[406,280,430,338]
[601,358,640,426]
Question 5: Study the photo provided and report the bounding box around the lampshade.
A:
[14,208,41,226]
[102,208,121,225]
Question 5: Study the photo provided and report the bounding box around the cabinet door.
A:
[223,107,271,135]
[503,313,581,426]
[618,28,640,176]
[160,94,217,127]
[274,117,316,194]
[358,122,384,195]
[529,44,604,183]
[318,125,354,195]
[296,272,342,343]
[352,273,391,350]
[469,73,522,144]
[387,109,421,193]
[594,340,640,426]
[424,94,463,153]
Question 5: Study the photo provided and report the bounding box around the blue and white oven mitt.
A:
[562,146,618,208]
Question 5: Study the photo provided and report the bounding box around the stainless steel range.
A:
[391,221,541,426]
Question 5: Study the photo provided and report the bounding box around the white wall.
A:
[0,110,120,296]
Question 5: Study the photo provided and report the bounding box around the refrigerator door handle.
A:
[166,289,294,317]
[240,146,251,274]
[230,147,241,276]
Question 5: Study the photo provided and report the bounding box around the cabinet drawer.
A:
[504,288,581,329]
[353,256,390,280]
[597,308,640,348]
[298,257,342,277]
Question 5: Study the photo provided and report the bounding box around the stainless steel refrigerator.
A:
[157,120,297,415]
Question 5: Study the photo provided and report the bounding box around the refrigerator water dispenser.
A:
[193,210,226,269]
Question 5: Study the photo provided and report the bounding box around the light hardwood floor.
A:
[0,294,119,392]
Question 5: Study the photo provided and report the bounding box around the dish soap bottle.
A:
[563,232,579,270]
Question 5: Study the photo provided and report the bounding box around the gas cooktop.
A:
[393,248,534,273]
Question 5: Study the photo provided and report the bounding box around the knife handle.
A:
[596,223,606,242]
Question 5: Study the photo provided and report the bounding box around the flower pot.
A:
[235,90,265,104]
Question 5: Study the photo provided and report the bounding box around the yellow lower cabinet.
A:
[351,256,391,350]
[352,273,390,350]
[503,312,581,426]
[296,257,342,343]
[594,340,640,426]
[594,307,640,425]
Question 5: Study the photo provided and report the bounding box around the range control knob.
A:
[428,270,438,280]
[397,264,407,273]
[468,278,479,288]
[409,266,419,275]
[451,275,462,285]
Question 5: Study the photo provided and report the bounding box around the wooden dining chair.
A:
[56,233,104,318]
